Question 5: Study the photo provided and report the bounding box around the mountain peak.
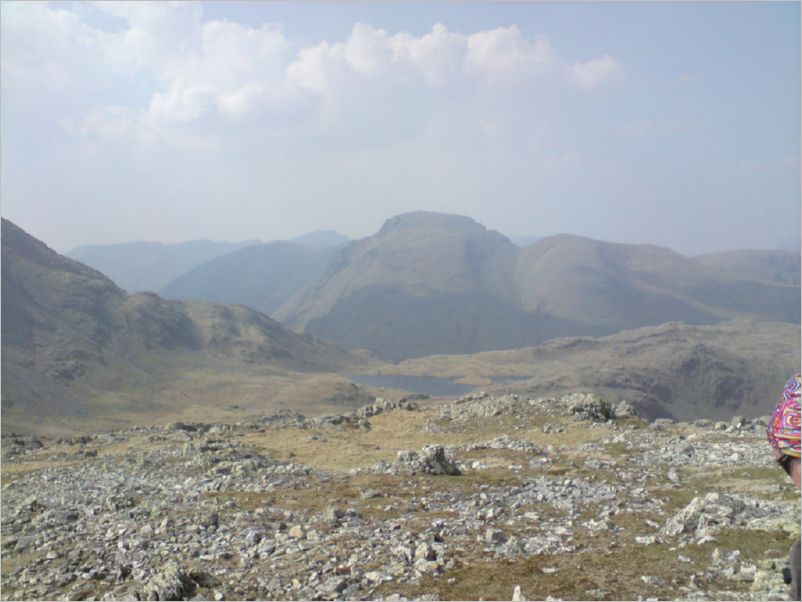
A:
[378,211,490,235]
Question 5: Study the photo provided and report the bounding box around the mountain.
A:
[274,212,526,360]
[390,319,801,422]
[1,219,364,434]
[66,239,260,293]
[275,212,799,361]
[160,242,339,316]
[696,249,800,286]
[515,234,799,333]
[292,230,350,248]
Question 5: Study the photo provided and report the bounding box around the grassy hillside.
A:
[1,219,373,435]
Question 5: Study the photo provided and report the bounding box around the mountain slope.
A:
[275,212,525,360]
[160,241,339,316]
[276,212,799,360]
[516,235,799,332]
[1,219,364,434]
[389,319,801,421]
[66,239,260,293]
[696,249,801,286]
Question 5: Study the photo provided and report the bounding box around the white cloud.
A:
[2,1,797,258]
[1,2,638,251]
[465,26,557,81]
[59,106,137,139]
[3,3,624,147]
[568,54,624,89]
[90,1,205,76]
[1,2,109,95]
[343,22,397,75]
[397,23,466,87]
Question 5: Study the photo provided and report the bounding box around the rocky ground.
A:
[1,393,799,601]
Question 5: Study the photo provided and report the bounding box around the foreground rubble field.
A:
[2,393,799,601]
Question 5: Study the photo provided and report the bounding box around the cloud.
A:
[59,106,137,139]
[465,26,557,81]
[1,2,109,96]
[2,2,624,148]
[568,54,624,89]
[395,23,467,87]
[1,2,639,251]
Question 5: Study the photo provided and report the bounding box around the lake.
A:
[348,374,477,397]
[348,374,531,397]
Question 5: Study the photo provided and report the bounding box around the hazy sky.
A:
[1,1,799,255]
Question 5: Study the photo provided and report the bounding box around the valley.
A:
[4,4,799,600]
[3,216,799,434]
[2,214,799,602]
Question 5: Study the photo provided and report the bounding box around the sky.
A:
[1,1,799,255]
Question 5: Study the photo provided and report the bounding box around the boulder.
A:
[414,543,436,561]
[664,492,745,538]
[613,400,637,419]
[420,445,461,476]
[562,393,614,422]
[394,445,461,475]
[485,528,508,544]
[141,562,195,601]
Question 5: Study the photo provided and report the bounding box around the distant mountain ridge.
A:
[57,212,802,362]
[4,217,799,433]
[67,230,350,297]
[696,249,800,286]
[272,212,524,359]
[160,241,340,316]
[67,239,261,293]
[272,212,799,360]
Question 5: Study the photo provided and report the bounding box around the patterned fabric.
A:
[767,373,801,458]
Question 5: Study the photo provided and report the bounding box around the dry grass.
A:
[2,364,396,437]
[244,410,453,471]
[241,408,609,473]
[0,550,47,576]
[0,435,165,486]
[4,395,795,602]
[1,459,80,485]
[373,510,795,602]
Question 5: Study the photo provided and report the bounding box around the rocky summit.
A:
[1,393,799,601]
